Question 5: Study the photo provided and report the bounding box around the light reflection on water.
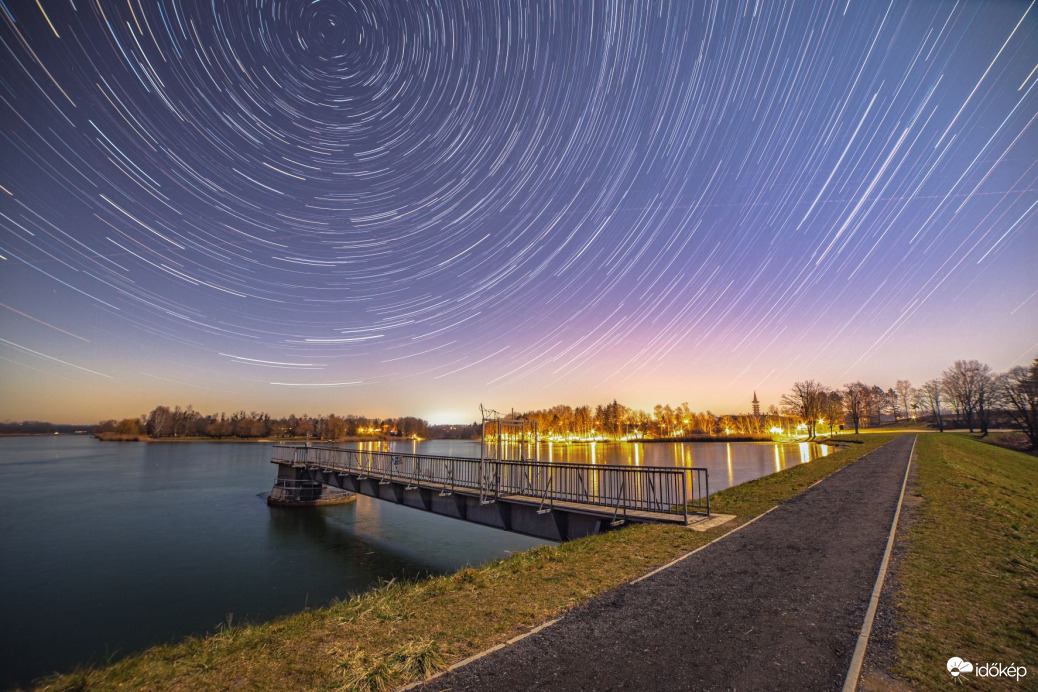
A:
[726,443,734,487]
[378,438,829,494]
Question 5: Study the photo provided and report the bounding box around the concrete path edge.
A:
[841,434,917,692]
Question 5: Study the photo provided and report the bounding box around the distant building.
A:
[752,391,761,417]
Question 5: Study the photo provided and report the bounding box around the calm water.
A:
[0,435,825,688]
[395,436,829,493]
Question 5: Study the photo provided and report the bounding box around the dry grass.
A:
[34,434,896,691]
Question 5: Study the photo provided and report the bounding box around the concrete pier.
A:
[267,463,356,507]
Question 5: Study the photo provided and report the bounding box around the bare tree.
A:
[975,369,997,435]
[781,380,826,438]
[941,360,991,432]
[920,379,945,432]
[895,379,913,421]
[146,405,174,437]
[908,387,921,420]
[821,390,844,436]
[843,382,869,434]
[998,359,1038,449]
[885,387,900,422]
[869,385,886,425]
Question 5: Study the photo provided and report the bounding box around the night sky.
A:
[1,1,1035,424]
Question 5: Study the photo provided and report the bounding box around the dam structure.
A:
[268,415,711,542]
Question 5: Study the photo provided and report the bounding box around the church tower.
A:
[752,391,760,417]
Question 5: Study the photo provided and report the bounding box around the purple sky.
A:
[1,1,1036,424]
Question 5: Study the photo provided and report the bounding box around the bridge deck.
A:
[270,445,711,541]
[285,459,690,525]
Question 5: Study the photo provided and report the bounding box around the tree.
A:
[781,380,825,438]
[394,416,429,438]
[293,415,314,438]
[920,379,945,432]
[574,406,592,438]
[323,414,347,440]
[975,370,997,435]
[895,380,913,420]
[998,359,1038,449]
[117,418,142,435]
[885,388,900,422]
[146,406,174,437]
[821,390,844,436]
[869,386,885,425]
[94,419,118,434]
[843,382,869,434]
[207,415,232,438]
[941,360,991,432]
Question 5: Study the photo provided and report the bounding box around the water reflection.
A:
[726,444,734,487]
[266,503,440,582]
[368,438,828,494]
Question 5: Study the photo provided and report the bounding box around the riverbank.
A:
[35,433,896,691]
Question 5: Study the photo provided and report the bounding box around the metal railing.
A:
[273,445,710,522]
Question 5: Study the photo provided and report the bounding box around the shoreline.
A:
[636,434,772,444]
[92,432,394,443]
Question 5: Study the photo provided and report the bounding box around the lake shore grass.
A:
[888,433,1037,690]
[34,433,896,692]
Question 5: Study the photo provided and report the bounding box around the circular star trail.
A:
[0,1,1036,421]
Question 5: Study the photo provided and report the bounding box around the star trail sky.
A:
[1,1,1036,424]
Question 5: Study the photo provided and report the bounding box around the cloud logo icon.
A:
[947,657,974,677]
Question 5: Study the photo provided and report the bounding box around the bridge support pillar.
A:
[267,464,356,507]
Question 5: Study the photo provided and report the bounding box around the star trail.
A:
[1,0,1035,423]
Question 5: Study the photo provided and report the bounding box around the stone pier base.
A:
[267,463,357,507]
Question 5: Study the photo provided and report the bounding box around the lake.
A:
[0,435,825,688]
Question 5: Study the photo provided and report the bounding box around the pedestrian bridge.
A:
[269,445,711,542]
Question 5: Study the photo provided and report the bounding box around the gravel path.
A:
[416,435,915,692]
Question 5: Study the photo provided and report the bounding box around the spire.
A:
[752,391,760,417]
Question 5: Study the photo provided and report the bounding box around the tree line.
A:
[92,357,1036,450]
[516,401,783,440]
[515,357,1037,449]
[0,421,85,435]
[95,406,431,440]
[779,358,1037,448]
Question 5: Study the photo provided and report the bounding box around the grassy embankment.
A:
[890,433,1037,690]
[37,434,897,692]
[973,430,1038,457]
